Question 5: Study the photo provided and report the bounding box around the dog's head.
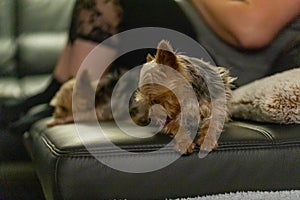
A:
[47,78,75,127]
[130,40,186,126]
[47,70,95,127]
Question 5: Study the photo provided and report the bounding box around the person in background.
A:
[191,0,300,86]
[193,0,300,49]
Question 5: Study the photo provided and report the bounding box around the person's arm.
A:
[192,0,300,49]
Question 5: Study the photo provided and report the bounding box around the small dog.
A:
[47,40,235,155]
[129,40,235,154]
[46,69,125,127]
[46,78,76,126]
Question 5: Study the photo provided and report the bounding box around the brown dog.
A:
[47,70,123,127]
[129,40,236,154]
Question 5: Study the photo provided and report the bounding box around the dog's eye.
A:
[152,99,159,104]
[129,107,138,116]
[59,105,68,112]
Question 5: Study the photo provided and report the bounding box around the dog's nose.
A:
[129,107,138,117]
[137,117,151,126]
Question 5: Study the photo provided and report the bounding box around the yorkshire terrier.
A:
[129,40,235,154]
[46,69,125,127]
[47,40,235,155]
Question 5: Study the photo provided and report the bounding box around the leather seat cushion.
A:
[25,119,300,200]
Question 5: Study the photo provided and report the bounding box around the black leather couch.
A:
[0,0,73,199]
[1,0,299,200]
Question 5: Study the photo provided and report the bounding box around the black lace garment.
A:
[68,0,197,69]
[69,0,196,43]
[69,0,124,44]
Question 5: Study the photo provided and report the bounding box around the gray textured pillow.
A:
[230,68,300,124]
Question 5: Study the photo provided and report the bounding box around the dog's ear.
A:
[155,40,178,69]
[50,96,57,107]
[146,53,154,62]
[74,70,95,110]
[77,70,92,92]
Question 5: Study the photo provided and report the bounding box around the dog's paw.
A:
[197,135,218,152]
[173,130,196,155]
[46,118,58,127]
[46,117,72,127]
[174,140,195,155]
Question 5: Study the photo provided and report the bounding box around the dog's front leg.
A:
[46,115,75,127]
[74,111,99,122]
[163,119,195,155]
[196,117,219,152]
[174,129,196,155]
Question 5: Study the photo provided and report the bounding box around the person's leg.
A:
[54,39,100,81]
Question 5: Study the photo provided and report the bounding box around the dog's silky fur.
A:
[47,70,124,127]
[47,40,235,154]
[130,40,235,154]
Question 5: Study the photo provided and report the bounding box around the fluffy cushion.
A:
[230,68,300,124]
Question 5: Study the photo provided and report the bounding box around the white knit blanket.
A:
[173,190,300,200]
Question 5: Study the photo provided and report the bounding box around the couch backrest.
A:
[0,0,75,77]
[0,0,16,76]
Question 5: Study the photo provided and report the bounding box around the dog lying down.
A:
[47,40,235,154]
